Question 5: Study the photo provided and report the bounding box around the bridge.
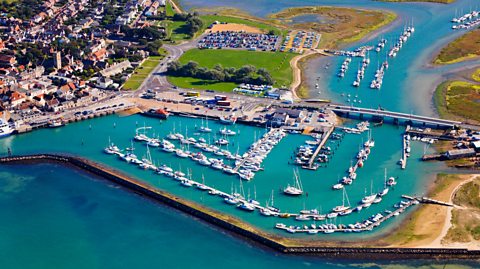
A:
[329,105,466,129]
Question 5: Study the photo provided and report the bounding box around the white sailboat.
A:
[378,168,389,197]
[283,169,303,196]
[333,188,351,212]
[361,179,377,204]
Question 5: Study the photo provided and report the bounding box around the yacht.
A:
[0,118,14,138]
[283,169,303,196]
[219,128,236,136]
[224,196,240,205]
[237,202,255,212]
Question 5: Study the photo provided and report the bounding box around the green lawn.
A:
[122,56,163,90]
[165,1,176,17]
[168,49,296,92]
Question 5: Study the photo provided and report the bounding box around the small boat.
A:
[224,196,239,205]
[48,119,65,128]
[180,180,193,187]
[219,128,236,136]
[387,176,397,186]
[295,215,311,221]
[332,183,344,190]
[237,202,255,212]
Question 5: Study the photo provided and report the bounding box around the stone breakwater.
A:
[1,153,480,260]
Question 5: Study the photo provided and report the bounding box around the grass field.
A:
[122,54,164,91]
[434,29,480,64]
[434,79,480,122]
[444,177,480,243]
[168,49,296,92]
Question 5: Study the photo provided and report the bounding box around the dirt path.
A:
[419,175,478,249]
[289,35,324,100]
[169,0,182,14]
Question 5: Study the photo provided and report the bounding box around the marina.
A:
[2,0,480,266]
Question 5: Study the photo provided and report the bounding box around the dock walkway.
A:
[307,126,335,169]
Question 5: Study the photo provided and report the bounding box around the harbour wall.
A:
[1,154,480,260]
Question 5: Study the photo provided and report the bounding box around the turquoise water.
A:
[1,163,477,268]
[1,0,480,267]
[0,114,443,241]
[184,0,480,116]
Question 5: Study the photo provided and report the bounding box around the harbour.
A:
[1,153,478,260]
[1,0,480,267]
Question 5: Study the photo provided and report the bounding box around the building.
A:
[445,148,476,160]
[472,141,480,153]
[54,51,62,70]
[99,60,132,77]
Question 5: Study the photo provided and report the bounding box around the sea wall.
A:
[1,154,480,260]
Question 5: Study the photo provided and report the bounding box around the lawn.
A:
[165,0,176,17]
[168,49,296,92]
[122,55,163,90]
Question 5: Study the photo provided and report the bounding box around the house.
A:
[472,141,480,153]
[0,55,16,66]
[9,91,26,107]
[96,76,113,89]
[272,108,306,121]
[90,48,108,62]
[269,112,288,127]
[99,60,132,77]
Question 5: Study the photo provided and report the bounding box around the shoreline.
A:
[420,175,478,249]
[2,154,480,260]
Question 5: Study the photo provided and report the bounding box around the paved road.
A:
[133,37,202,97]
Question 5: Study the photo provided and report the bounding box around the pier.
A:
[1,154,480,259]
[402,195,454,207]
[401,133,408,169]
[233,128,284,172]
[306,126,335,169]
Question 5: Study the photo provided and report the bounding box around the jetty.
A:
[306,126,335,169]
[401,134,408,169]
[402,195,454,207]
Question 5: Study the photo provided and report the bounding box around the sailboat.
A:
[361,179,377,204]
[378,168,389,197]
[139,145,156,170]
[247,186,260,205]
[266,190,280,213]
[104,137,120,154]
[283,169,303,196]
[333,188,351,212]
[197,175,210,191]
[199,116,212,133]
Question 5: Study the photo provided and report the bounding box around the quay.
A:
[306,126,335,169]
[401,133,407,169]
[402,195,454,207]
[1,154,480,259]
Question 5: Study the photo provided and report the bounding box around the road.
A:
[133,37,202,97]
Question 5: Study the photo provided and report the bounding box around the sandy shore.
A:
[400,174,480,250]
[383,174,477,248]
